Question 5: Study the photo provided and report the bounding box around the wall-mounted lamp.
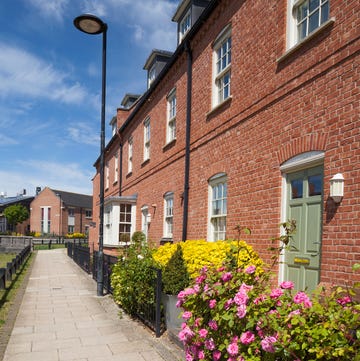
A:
[330,173,344,203]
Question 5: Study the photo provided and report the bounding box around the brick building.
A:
[0,192,33,235]
[89,0,359,292]
[30,187,92,236]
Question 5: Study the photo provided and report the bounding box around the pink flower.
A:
[261,335,277,353]
[185,351,194,361]
[240,283,253,293]
[179,326,195,342]
[221,272,233,282]
[270,288,283,299]
[280,281,294,289]
[198,328,208,338]
[227,342,239,356]
[209,299,217,309]
[224,298,234,310]
[198,350,205,359]
[254,294,267,304]
[245,265,256,274]
[293,291,312,308]
[234,291,249,306]
[240,331,255,345]
[196,274,207,284]
[337,296,352,306]
[182,311,192,320]
[208,320,218,330]
[236,304,247,318]
[288,309,301,317]
[213,350,221,360]
[205,338,215,350]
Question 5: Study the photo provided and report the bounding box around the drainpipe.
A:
[182,41,192,242]
[117,132,123,196]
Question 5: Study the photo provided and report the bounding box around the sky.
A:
[0,0,179,197]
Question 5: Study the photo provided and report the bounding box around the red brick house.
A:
[30,187,92,237]
[89,0,359,292]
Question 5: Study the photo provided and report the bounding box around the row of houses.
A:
[0,187,92,237]
[88,0,359,293]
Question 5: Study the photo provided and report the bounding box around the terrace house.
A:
[89,0,360,292]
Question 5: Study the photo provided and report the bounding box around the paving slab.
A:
[2,249,184,361]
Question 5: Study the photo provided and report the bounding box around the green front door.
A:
[285,165,323,292]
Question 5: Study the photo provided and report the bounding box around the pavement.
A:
[1,248,184,361]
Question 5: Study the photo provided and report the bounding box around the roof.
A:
[51,189,92,208]
[143,49,174,70]
[0,195,34,206]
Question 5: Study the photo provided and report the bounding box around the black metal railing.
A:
[0,245,31,289]
[92,251,118,294]
[134,267,164,337]
[69,248,164,337]
[68,243,91,273]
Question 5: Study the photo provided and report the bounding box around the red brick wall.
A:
[30,187,91,236]
[90,0,360,287]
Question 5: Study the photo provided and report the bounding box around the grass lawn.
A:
[33,243,65,251]
[0,254,17,268]
[0,253,34,327]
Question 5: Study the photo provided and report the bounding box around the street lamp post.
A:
[74,14,107,296]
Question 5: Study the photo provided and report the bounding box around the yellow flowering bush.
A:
[65,232,86,239]
[153,240,263,279]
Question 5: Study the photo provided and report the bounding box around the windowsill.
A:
[141,158,150,167]
[163,138,176,151]
[126,171,132,178]
[160,237,173,245]
[277,18,335,63]
[113,180,118,186]
[206,96,232,119]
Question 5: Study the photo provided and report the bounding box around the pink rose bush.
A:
[177,262,359,361]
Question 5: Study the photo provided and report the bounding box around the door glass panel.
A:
[308,174,322,196]
[291,179,303,199]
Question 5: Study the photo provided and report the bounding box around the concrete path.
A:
[2,249,184,361]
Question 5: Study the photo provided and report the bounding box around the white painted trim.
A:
[280,151,324,173]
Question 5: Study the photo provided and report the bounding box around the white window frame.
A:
[166,89,177,143]
[141,205,149,241]
[212,25,232,108]
[179,10,191,43]
[148,64,156,88]
[143,117,150,161]
[111,122,117,137]
[164,192,174,238]
[105,161,109,189]
[103,200,137,247]
[114,151,118,183]
[208,173,227,242]
[287,0,330,49]
[128,137,133,174]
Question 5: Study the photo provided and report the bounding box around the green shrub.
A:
[110,243,156,316]
[162,244,190,295]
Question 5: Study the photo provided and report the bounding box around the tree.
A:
[4,204,29,229]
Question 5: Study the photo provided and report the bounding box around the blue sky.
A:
[0,0,178,197]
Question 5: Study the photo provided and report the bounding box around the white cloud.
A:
[0,42,88,104]
[67,123,99,146]
[0,134,18,146]
[0,160,93,196]
[28,0,70,22]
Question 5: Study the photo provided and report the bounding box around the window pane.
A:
[321,2,329,23]
[309,0,320,12]
[309,9,319,33]
[297,3,308,22]
[308,175,322,196]
[291,179,303,199]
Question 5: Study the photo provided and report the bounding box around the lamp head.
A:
[74,14,107,35]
